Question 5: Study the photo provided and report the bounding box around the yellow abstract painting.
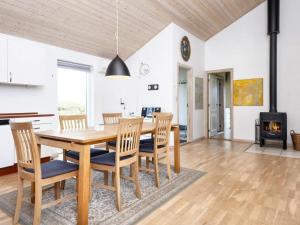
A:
[233,78,263,106]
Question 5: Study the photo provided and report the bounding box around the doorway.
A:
[177,65,193,143]
[207,70,233,140]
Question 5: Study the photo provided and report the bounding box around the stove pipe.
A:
[268,0,280,113]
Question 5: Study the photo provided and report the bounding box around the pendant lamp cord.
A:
[116,0,119,55]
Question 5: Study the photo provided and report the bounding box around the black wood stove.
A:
[260,112,287,149]
[260,0,287,149]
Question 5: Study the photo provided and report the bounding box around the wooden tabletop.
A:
[36,122,179,144]
[0,112,55,119]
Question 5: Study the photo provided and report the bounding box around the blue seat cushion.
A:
[65,148,109,160]
[140,138,154,145]
[91,152,131,166]
[139,144,155,153]
[139,144,166,153]
[25,160,78,179]
[107,141,117,147]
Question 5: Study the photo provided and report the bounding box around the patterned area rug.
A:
[0,163,205,225]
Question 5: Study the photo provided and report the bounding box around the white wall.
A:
[95,24,174,122]
[206,0,300,143]
[0,33,110,126]
[172,24,205,139]
[206,2,268,141]
[95,23,206,139]
[277,0,300,143]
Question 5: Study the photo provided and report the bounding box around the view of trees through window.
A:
[57,67,88,115]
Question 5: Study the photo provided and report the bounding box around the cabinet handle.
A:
[34,127,41,130]
[9,72,12,83]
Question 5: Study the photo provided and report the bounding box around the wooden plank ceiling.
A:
[0,0,265,59]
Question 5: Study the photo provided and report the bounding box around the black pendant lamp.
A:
[105,0,130,77]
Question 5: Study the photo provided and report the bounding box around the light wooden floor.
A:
[1,139,300,225]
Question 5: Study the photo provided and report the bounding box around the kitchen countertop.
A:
[0,112,55,119]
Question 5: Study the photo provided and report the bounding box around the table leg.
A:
[77,145,90,225]
[173,126,180,173]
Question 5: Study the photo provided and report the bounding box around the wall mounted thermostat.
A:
[148,84,159,91]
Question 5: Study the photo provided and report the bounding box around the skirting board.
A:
[232,139,254,143]
[192,136,205,142]
[0,156,51,177]
[182,136,205,145]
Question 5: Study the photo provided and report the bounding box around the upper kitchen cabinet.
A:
[7,37,46,86]
[0,36,7,83]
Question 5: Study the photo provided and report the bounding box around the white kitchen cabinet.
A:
[0,116,58,169]
[0,36,7,83]
[0,120,15,168]
[7,37,46,86]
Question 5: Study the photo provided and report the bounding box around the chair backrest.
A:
[152,112,172,122]
[154,113,173,147]
[116,118,143,159]
[10,122,41,173]
[102,113,122,125]
[152,112,158,123]
[59,115,88,130]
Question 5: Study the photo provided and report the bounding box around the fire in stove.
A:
[263,121,281,134]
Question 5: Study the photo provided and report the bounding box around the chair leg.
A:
[112,172,115,187]
[14,176,24,224]
[165,149,172,179]
[76,177,79,203]
[54,182,61,200]
[31,182,35,204]
[104,171,109,185]
[33,182,42,225]
[60,180,66,190]
[138,156,141,168]
[146,157,150,174]
[154,153,160,188]
[115,169,121,211]
[130,164,134,177]
[61,149,67,190]
[90,170,93,201]
[120,167,123,177]
[134,161,141,199]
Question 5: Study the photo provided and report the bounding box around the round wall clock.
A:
[180,36,191,61]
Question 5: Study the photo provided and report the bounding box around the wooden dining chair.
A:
[102,113,122,150]
[140,112,158,145]
[90,117,143,211]
[10,122,79,225]
[139,113,173,187]
[59,115,108,189]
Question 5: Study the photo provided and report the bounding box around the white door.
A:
[178,68,188,142]
[209,76,219,136]
[218,79,224,132]
[7,37,46,85]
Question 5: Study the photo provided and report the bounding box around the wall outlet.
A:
[148,84,159,91]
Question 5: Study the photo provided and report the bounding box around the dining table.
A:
[35,122,180,225]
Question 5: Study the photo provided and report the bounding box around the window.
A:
[57,60,91,115]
